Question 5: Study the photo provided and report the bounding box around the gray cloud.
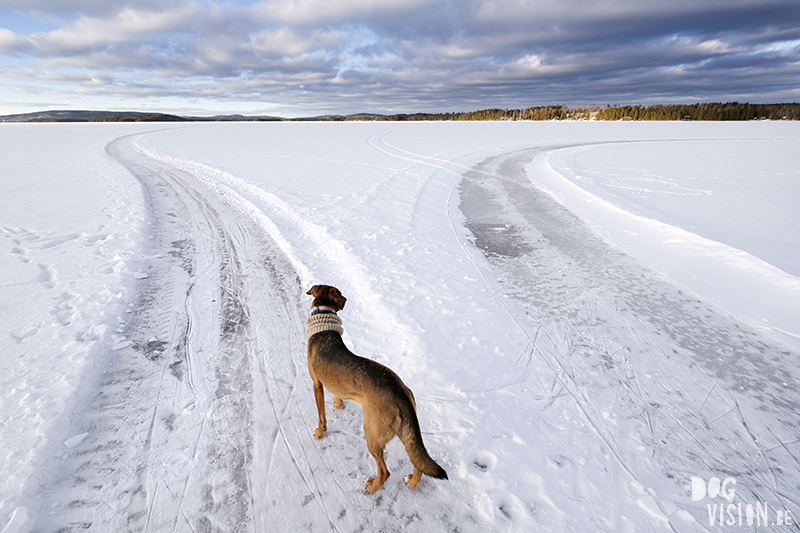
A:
[0,0,798,115]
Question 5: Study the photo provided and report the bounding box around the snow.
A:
[544,136,800,342]
[1,121,798,532]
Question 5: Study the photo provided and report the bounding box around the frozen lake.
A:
[1,121,798,532]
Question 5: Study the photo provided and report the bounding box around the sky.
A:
[0,0,799,117]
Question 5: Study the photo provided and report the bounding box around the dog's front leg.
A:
[313,380,327,439]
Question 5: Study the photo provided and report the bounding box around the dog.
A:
[305,284,448,492]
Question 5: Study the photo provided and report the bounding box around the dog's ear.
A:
[328,287,346,310]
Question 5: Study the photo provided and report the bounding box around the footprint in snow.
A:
[470,449,498,472]
[10,246,31,263]
[37,263,57,288]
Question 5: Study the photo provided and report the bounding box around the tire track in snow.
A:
[37,132,312,532]
[459,147,800,528]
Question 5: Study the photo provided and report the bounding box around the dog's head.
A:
[306,285,347,311]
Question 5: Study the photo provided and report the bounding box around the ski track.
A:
[32,127,800,532]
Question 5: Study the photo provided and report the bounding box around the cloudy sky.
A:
[1,0,799,117]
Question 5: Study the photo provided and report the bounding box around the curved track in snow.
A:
[459,146,800,528]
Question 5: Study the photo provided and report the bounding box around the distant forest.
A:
[363,102,800,122]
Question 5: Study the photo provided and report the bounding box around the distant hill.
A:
[0,110,123,122]
[90,113,188,122]
[0,110,191,123]
[0,110,283,123]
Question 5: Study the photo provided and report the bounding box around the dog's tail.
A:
[398,397,448,480]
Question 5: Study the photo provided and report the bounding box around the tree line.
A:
[354,102,800,122]
[593,102,800,121]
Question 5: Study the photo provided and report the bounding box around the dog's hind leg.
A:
[333,397,344,409]
[364,441,390,492]
[363,409,396,492]
[313,380,327,439]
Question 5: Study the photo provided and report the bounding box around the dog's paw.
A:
[314,426,326,439]
[365,474,389,492]
[404,470,422,488]
[333,397,344,409]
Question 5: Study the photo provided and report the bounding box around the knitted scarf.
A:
[306,312,344,341]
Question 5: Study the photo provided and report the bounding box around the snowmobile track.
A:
[460,146,800,528]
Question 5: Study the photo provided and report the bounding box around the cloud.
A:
[1,0,191,19]
[0,0,799,115]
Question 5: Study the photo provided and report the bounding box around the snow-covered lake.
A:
[1,121,798,532]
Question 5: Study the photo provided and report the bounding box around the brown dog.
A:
[305,284,448,492]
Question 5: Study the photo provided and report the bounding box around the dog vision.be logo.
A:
[691,476,794,527]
